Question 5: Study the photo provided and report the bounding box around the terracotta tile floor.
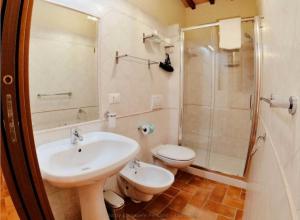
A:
[125,171,245,220]
[1,171,19,220]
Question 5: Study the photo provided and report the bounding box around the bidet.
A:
[118,161,174,202]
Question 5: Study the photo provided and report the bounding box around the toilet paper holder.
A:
[260,94,297,115]
[138,123,155,135]
[138,126,148,133]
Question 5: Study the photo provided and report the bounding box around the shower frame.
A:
[179,16,262,178]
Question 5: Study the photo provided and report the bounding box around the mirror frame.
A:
[1,0,54,219]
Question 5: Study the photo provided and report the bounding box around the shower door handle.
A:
[249,94,253,120]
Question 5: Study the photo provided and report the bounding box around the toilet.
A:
[152,145,196,174]
[118,161,174,202]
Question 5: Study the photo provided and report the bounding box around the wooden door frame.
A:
[1,0,54,219]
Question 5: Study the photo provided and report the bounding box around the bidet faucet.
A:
[71,128,83,144]
[130,159,141,170]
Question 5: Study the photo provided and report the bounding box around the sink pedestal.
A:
[78,179,109,220]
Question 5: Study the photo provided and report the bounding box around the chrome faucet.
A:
[71,128,83,144]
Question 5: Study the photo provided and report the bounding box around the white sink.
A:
[37,131,140,220]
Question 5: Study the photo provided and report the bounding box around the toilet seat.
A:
[152,144,196,171]
[156,145,195,161]
[152,145,196,171]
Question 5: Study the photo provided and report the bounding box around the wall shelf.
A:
[143,33,161,43]
[143,33,175,49]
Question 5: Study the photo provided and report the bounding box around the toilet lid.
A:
[157,145,195,161]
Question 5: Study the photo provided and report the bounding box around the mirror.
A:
[29,0,100,130]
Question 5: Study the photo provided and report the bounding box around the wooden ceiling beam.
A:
[185,0,196,9]
[182,0,216,8]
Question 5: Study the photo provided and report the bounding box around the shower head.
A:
[226,51,240,67]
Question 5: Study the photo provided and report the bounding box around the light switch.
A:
[151,95,163,110]
[109,93,121,104]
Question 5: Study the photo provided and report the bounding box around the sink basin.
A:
[37,131,140,220]
[38,132,139,188]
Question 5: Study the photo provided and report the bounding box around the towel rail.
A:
[115,51,159,69]
[37,92,72,97]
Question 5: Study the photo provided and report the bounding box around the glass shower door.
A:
[209,22,255,176]
[181,22,255,177]
[182,27,216,168]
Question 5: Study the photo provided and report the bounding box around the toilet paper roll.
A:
[270,95,291,108]
[139,123,155,135]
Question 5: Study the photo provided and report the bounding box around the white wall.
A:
[127,0,186,26]
[33,0,181,219]
[244,0,300,219]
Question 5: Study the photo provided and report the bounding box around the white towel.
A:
[219,17,241,50]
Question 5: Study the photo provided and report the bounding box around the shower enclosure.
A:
[179,17,261,177]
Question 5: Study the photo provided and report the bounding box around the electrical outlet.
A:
[109,93,121,104]
[151,95,163,110]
